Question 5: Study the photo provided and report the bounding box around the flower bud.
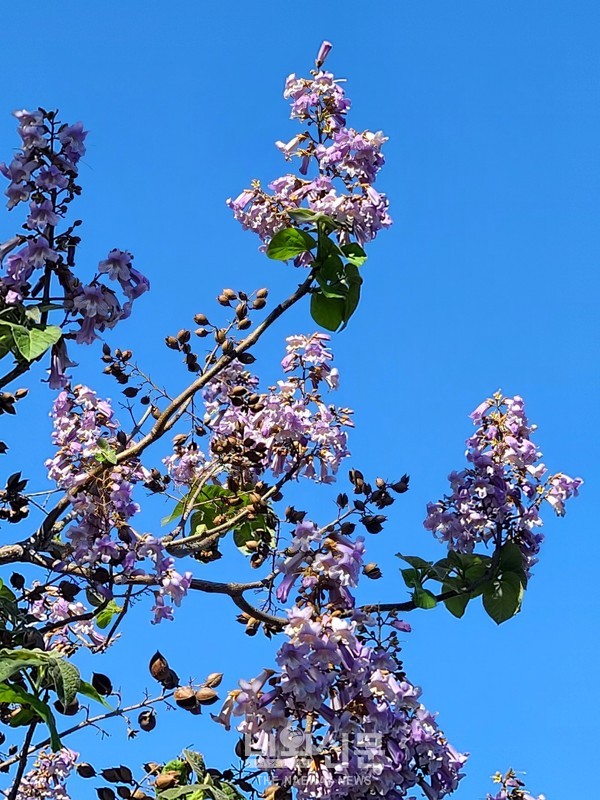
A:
[77,763,96,778]
[315,40,333,68]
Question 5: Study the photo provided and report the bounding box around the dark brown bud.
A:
[77,763,96,778]
[176,329,190,343]
[9,573,25,590]
[238,318,252,330]
[54,699,80,716]
[14,388,28,400]
[92,672,113,696]
[391,474,410,493]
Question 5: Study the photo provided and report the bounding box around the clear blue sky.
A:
[1,2,598,798]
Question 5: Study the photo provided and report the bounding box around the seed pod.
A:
[176,329,190,343]
[149,651,170,683]
[391,474,410,493]
[252,297,266,310]
[195,687,219,705]
[223,288,237,300]
[363,562,382,579]
[92,672,113,696]
[204,672,224,688]
[235,737,247,759]
[54,699,80,716]
[154,772,180,791]
[215,328,227,343]
[14,388,28,400]
[195,327,209,337]
[165,336,179,350]
[77,763,96,778]
[174,686,198,710]
[9,573,25,590]
[138,709,156,732]
[194,313,209,325]
[217,294,231,306]
[238,318,252,330]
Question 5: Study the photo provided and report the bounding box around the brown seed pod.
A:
[149,651,170,682]
[154,771,180,790]
[203,672,224,688]
[174,686,198,710]
[363,562,383,579]
[138,709,156,732]
[195,687,219,705]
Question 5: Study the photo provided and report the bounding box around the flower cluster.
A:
[0,108,148,385]
[28,585,108,651]
[424,393,582,571]
[227,42,391,251]
[215,604,466,800]
[487,769,545,800]
[165,334,352,488]
[46,385,192,623]
[14,747,78,800]
[275,520,365,609]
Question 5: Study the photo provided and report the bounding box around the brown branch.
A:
[0,692,173,774]
[6,719,38,800]
[30,272,315,548]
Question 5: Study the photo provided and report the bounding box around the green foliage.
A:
[266,228,317,261]
[0,319,61,363]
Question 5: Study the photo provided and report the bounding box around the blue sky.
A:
[1,1,598,798]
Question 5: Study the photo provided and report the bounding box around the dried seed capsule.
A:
[194,313,209,325]
[195,687,219,705]
[204,672,224,688]
[363,562,382,579]
[174,686,198,710]
[138,709,157,732]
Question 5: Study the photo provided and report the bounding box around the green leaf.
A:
[159,787,205,800]
[95,438,118,465]
[0,648,51,683]
[78,680,111,708]
[9,323,61,362]
[500,541,526,574]
[182,750,206,780]
[443,583,470,618]
[412,587,437,609]
[95,600,122,629]
[397,554,434,571]
[310,291,345,331]
[341,242,367,267]
[482,573,524,624]
[266,228,317,261]
[340,264,362,328]
[162,496,188,526]
[0,682,61,750]
[400,568,420,589]
[0,329,12,361]
[49,658,81,707]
